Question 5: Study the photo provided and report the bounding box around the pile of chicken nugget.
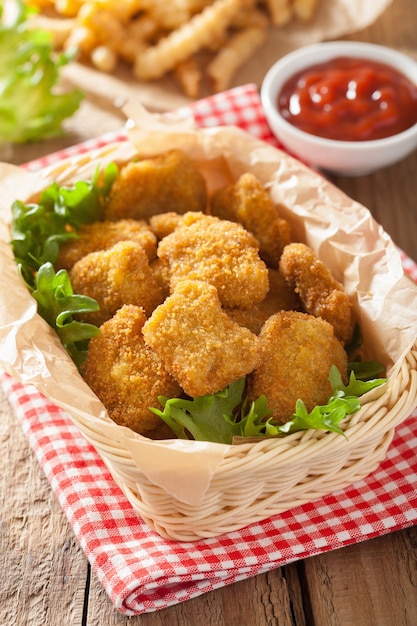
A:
[55,149,354,440]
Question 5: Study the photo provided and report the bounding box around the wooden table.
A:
[1,1,417,624]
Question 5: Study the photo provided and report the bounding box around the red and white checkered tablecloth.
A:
[2,84,417,616]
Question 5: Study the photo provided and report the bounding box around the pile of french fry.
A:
[27,0,320,97]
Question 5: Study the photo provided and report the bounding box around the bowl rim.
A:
[260,40,417,149]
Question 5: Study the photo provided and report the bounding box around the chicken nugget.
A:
[247,310,348,423]
[103,150,208,221]
[70,241,164,326]
[150,257,171,300]
[210,172,292,267]
[82,305,181,438]
[149,211,207,240]
[56,218,157,271]
[279,243,354,345]
[226,268,301,334]
[142,280,261,397]
[157,214,269,308]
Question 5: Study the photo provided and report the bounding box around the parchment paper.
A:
[61,0,393,112]
[1,100,417,507]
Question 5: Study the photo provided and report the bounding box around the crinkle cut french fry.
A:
[76,0,143,22]
[173,57,203,99]
[293,0,319,21]
[55,0,82,17]
[133,0,246,80]
[116,16,159,63]
[231,7,269,29]
[147,0,193,30]
[64,24,97,54]
[30,15,77,47]
[90,44,117,72]
[207,25,267,92]
[266,0,293,26]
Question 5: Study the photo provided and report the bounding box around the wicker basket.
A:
[1,128,417,541]
[71,345,417,540]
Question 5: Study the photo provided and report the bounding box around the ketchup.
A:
[277,56,417,141]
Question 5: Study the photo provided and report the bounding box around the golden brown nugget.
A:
[70,240,164,326]
[148,210,208,240]
[142,280,261,397]
[225,304,270,336]
[247,310,348,423]
[226,268,301,334]
[157,214,269,308]
[82,305,181,439]
[103,150,208,221]
[279,242,354,345]
[210,172,292,266]
[150,257,171,300]
[258,268,302,316]
[56,218,157,270]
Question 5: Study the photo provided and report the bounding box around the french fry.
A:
[173,57,203,99]
[231,7,269,29]
[90,44,117,72]
[133,0,245,80]
[207,25,267,92]
[64,24,97,54]
[265,0,293,26]
[116,16,159,63]
[147,0,193,30]
[293,0,319,21]
[55,0,82,17]
[30,15,77,47]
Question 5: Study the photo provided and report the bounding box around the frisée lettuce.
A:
[151,367,387,444]
[11,163,118,366]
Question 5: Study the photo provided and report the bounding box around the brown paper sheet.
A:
[60,0,393,112]
[1,101,417,507]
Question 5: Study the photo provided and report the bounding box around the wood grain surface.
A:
[1,1,417,624]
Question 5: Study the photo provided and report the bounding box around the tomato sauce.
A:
[277,56,417,141]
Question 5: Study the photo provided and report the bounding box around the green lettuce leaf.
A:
[151,366,387,444]
[151,378,247,444]
[10,166,119,366]
[0,0,83,144]
[32,262,100,368]
[11,162,118,284]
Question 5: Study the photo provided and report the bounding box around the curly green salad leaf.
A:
[151,366,387,444]
[11,164,118,366]
[11,162,118,283]
[32,262,100,368]
[0,0,83,144]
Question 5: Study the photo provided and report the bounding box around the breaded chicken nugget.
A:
[56,218,157,271]
[257,268,301,318]
[247,310,348,423]
[150,257,171,300]
[148,211,207,240]
[279,243,354,345]
[103,150,208,221]
[70,241,164,326]
[226,268,301,334]
[142,280,261,397]
[157,214,269,308]
[82,305,181,438]
[210,172,292,267]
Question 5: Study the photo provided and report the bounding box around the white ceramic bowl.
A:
[260,41,417,176]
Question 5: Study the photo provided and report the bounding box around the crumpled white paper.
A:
[1,101,416,507]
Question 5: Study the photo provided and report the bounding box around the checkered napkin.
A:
[2,84,417,616]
